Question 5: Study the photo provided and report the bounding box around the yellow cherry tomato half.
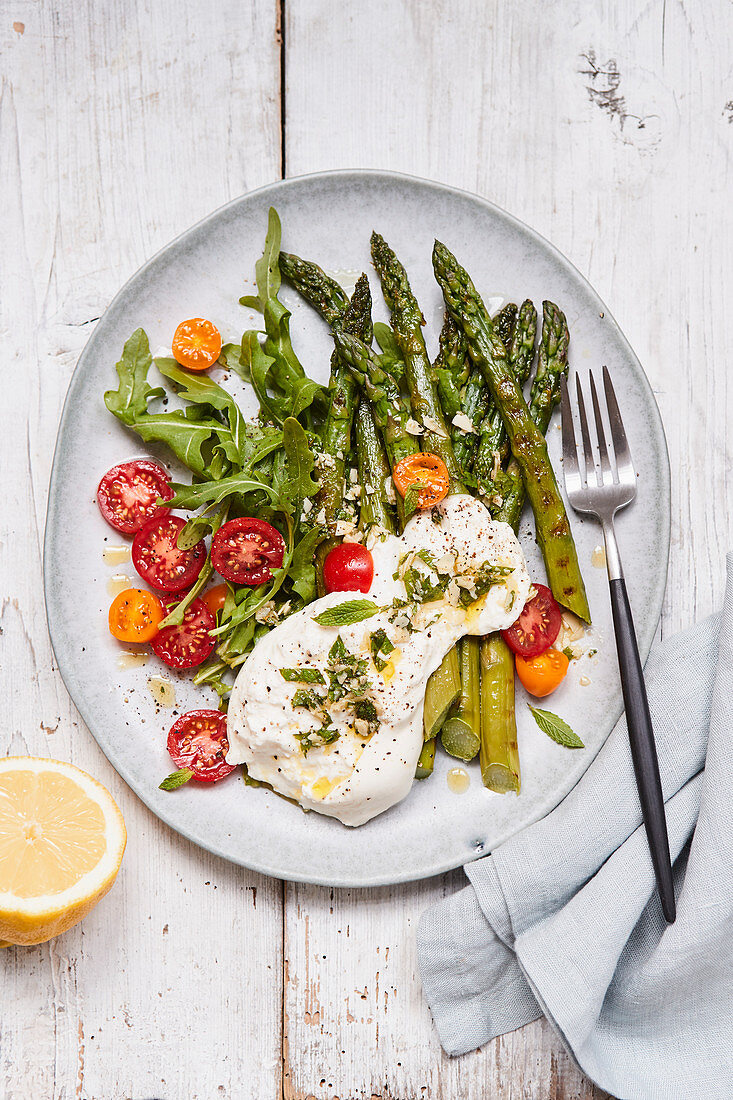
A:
[109,588,164,643]
[393,452,450,508]
[201,582,229,617]
[515,647,569,697]
[172,317,222,372]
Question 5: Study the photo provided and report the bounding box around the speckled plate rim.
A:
[43,169,670,887]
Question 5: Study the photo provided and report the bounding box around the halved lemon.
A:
[0,757,126,946]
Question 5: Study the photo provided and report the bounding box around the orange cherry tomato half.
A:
[172,317,222,372]
[201,582,229,617]
[108,588,164,643]
[515,648,569,698]
[392,452,450,508]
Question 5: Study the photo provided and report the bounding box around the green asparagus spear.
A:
[333,331,419,472]
[452,368,488,473]
[511,299,540,388]
[482,302,569,793]
[494,302,518,347]
[495,300,570,530]
[371,234,468,770]
[479,634,520,793]
[415,737,436,780]
[312,275,373,586]
[371,232,465,492]
[355,398,396,534]
[423,646,461,740]
[279,252,350,328]
[433,313,470,424]
[433,240,589,622]
[440,637,481,761]
[474,301,537,500]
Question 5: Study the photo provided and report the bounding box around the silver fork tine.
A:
[603,365,636,483]
[575,374,597,486]
[560,376,584,492]
[589,371,615,484]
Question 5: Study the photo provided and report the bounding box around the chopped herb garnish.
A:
[159,768,193,791]
[369,627,395,671]
[279,668,326,684]
[292,688,321,709]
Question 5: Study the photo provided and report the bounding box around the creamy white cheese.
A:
[226,494,530,827]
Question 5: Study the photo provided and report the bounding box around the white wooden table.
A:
[2,1,730,1096]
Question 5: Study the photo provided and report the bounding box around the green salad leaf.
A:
[279,417,320,518]
[288,527,325,604]
[104,328,163,424]
[159,768,193,791]
[528,705,585,749]
[239,208,325,423]
[312,601,380,627]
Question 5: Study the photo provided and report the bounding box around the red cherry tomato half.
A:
[211,517,285,586]
[501,583,562,658]
[151,597,216,669]
[97,459,173,535]
[167,710,236,782]
[132,514,206,593]
[323,542,374,593]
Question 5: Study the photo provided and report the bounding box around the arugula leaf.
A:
[240,206,282,312]
[240,330,288,425]
[104,328,163,424]
[239,209,325,420]
[131,411,219,477]
[167,472,281,512]
[527,705,585,749]
[104,333,240,477]
[177,512,214,549]
[155,357,247,467]
[192,659,232,702]
[159,768,193,791]
[279,417,319,518]
[289,527,324,604]
[312,601,380,627]
[219,341,247,375]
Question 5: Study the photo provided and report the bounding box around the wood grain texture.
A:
[0,2,283,1098]
[2,0,730,1096]
[283,0,731,1096]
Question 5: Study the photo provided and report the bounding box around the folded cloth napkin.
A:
[418,554,733,1100]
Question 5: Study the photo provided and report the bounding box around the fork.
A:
[560,367,676,924]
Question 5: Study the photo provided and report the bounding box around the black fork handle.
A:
[609,578,676,922]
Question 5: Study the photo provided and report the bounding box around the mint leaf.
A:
[280,668,326,684]
[527,705,584,749]
[312,600,380,627]
[159,768,194,791]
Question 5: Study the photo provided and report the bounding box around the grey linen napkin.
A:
[418,555,733,1100]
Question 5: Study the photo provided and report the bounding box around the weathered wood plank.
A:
[283,0,732,1096]
[0,2,284,1098]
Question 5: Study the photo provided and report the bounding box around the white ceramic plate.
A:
[44,171,670,886]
